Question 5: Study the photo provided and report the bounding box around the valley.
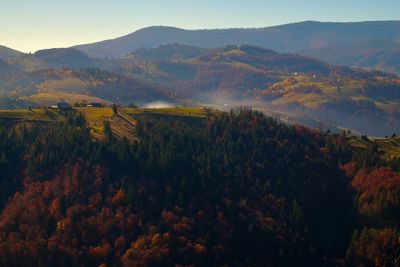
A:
[1,44,400,136]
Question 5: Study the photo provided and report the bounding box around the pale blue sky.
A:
[1,0,399,52]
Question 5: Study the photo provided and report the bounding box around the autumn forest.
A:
[0,109,397,266]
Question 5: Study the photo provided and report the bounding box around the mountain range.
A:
[1,20,400,135]
[0,45,21,60]
[2,21,400,75]
[71,21,400,74]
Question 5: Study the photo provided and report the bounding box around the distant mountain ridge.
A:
[2,20,400,74]
[300,39,400,74]
[0,45,21,60]
[70,21,400,75]
[72,21,400,57]
[34,48,95,69]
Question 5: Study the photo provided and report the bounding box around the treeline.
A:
[0,110,397,266]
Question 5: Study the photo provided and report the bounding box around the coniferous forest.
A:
[0,110,399,266]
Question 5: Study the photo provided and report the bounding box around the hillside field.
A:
[1,107,399,162]
[0,107,210,140]
[348,136,400,161]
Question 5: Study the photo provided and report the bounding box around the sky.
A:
[1,0,399,52]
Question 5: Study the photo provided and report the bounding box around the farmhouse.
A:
[88,103,103,107]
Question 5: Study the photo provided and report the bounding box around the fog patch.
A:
[142,101,176,108]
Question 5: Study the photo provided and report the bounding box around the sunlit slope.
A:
[348,136,400,162]
[1,69,178,106]
[0,107,210,141]
[0,109,64,122]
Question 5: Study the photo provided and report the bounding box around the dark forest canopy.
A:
[0,110,399,266]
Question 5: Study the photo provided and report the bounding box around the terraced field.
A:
[0,107,214,141]
[0,109,64,122]
[347,137,369,150]
[75,107,114,139]
[75,107,137,141]
[348,136,400,161]
[375,138,400,161]
[77,107,211,140]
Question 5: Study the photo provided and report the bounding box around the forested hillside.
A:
[0,109,399,266]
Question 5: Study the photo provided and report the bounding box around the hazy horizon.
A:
[1,0,399,53]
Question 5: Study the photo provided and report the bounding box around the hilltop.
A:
[0,108,399,266]
[0,68,181,107]
[0,45,21,60]
[0,109,358,266]
[6,48,96,72]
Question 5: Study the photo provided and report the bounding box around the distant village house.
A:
[88,103,103,107]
